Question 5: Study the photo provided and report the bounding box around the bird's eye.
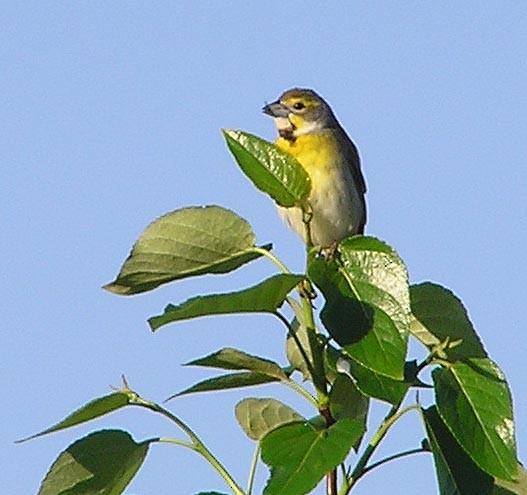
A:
[293,102,305,110]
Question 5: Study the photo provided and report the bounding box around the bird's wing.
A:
[338,128,367,233]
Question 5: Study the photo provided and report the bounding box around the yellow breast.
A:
[274,131,364,246]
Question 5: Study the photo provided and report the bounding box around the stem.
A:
[344,404,418,492]
[157,436,195,450]
[359,447,429,477]
[132,397,245,495]
[250,246,290,274]
[283,377,318,407]
[300,280,327,399]
[246,443,260,495]
[274,310,318,390]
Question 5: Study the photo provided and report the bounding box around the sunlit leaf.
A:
[261,418,365,495]
[185,347,288,380]
[168,372,279,400]
[309,256,406,380]
[411,283,487,360]
[338,236,411,337]
[235,398,304,440]
[149,274,302,330]
[17,393,130,443]
[223,130,310,208]
[38,430,150,495]
[104,206,270,295]
[433,359,517,481]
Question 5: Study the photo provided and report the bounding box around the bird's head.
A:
[263,88,335,139]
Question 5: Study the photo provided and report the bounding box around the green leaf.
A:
[329,373,369,423]
[185,347,288,380]
[261,418,365,495]
[235,398,304,440]
[423,405,494,495]
[309,256,406,380]
[345,358,408,404]
[104,206,270,295]
[410,283,487,360]
[338,236,411,337]
[329,373,368,450]
[37,430,150,495]
[433,359,517,481]
[149,274,303,330]
[285,298,314,381]
[168,371,279,400]
[17,393,130,443]
[223,129,311,208]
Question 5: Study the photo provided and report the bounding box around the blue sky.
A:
[3,3,526,494]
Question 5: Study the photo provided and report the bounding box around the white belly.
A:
[278,163,364,247]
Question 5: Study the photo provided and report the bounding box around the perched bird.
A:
[263,88,366,247]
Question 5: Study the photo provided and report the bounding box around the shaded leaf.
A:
[104,206,269,295]
[236,398,304,440]
[329,373,369,423]
[149,274,303,330]
[168,372,279,400]
[223,129,311,208]
[38,430,149,495]
[185,347,287,380]
[309,256,405,380]
[329,373,369,450]
[433,359,517,481]
[18,393,130,443]
[338,236,411,337]
[285,298,314,381]
[261,418,365,495]
[411,283,487,360]
[423,405,494,494]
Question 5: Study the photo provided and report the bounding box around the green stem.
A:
[359,447,429,477]
[132,397,245,495]
[283,377,318,407]
[250,246,290,274]
[246,443,260,495]
[274,310,318,392]
[345,404,418,492]
[300,282,327,399]
[157,436,196,450]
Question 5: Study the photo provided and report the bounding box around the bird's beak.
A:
[262,101,289,118]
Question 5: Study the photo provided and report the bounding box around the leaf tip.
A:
[102,281,132,295]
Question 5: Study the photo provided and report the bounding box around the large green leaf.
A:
[104,206,270,295]
[338,236,411,337]
[168,372,279,400]
[423,405,494,494]
[329,373,369,423]
[261,418,365,495]
[148,274,303,330]
[433,359,517,481]
[329,373,369,450]
[235,398,304,440]
[38,430,150,495]
[185,347,288,380]
[18,393,130,443]
[332,351,409,404]
[423,407,527,495]
[309,256,406,380]
[223,130,311,208]
[410,283,487,360]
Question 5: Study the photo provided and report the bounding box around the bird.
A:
[263,88,366,248]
